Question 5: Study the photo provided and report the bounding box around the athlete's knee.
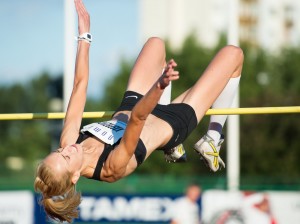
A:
[144,37,166,66]
[221,45,244,77]
[146,37,165,47]
[145,37,165,53]
[223,45,244,65]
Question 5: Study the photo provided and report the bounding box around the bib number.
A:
[81,120,127,145]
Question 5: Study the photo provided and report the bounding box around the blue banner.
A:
[34,193,201,223]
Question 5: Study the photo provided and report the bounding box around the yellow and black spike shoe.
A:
[164,144,187,163]
[193,134,225,172]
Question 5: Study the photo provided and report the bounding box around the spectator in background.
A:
[170,184,202,224]
[243,193,277,224]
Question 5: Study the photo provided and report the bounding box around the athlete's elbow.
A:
[106,167,126,182]
[131,108,148,122]
[102,169,123,183]
[72,79,88,93]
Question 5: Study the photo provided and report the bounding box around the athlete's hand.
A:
[75,0,90,35]
[158,59,179,89]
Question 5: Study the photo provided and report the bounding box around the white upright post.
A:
[227,0,240,191]
[64,0,76,111]
[167,0,185,49]
[159,83,172,105]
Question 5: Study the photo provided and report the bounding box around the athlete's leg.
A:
[173,45,243,122]
[206,76,240,144]
[126,37,166,95]
[173,45,243,171]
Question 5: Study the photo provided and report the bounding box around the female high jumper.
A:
[34,0,243,222]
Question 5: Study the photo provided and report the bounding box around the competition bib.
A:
[81,120,127,145]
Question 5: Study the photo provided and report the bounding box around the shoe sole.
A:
[165,154,187,163]
[193,145,218,172]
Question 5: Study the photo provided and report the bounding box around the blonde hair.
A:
[34,162,81,223]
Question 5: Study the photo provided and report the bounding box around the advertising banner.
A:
[79,194,176,222]
[34,190,300,223]
[0,191,33,224]
[34,193,202,223]
[202,190,300,224]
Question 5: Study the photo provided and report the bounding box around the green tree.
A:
[240,46,300,184]
[0,73,55,179]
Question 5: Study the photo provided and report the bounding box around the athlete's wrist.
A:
[76,32,92,44]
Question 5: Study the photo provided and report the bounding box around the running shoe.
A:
[193,134,225,171]
[164,144,187,163]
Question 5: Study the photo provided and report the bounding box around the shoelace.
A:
[205,141,220,169]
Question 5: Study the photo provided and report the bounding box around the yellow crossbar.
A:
[205,106,300,115]
[0,111,115,121]
[0,106,299,121]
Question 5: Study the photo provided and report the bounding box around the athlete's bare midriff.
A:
[81,110,173,182]
[113,110,173,157]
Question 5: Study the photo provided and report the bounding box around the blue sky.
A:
[0,0,140,98]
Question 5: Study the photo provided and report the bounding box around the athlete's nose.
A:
[60,145,71,154]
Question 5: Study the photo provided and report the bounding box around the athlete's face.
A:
[43,144,84,183]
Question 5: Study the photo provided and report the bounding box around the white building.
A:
[138,0,228,49]
[243,0,300,52]
[138,0,300,52]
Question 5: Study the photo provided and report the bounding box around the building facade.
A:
[138,0,300,51]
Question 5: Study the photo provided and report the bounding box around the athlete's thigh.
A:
[176,45,243,122]
[126,37,166,95]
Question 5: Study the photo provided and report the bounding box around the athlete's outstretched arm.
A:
[60,0,91,147]
[104,59,179,181]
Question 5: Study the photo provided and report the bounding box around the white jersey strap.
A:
[81,119,127,145]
